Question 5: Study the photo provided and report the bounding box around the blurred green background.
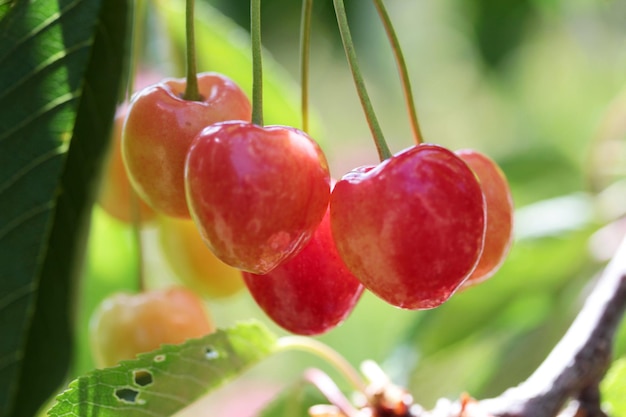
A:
[77,0,626,415]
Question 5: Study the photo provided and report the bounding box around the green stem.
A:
[183,0,201,101]
[124,0,147,292]
[372,0,423,144]
[126,0,137,99]
[276,336,368,393]
[299,0,314,132]
[333,0,391,161]
[251,0,264,125]
[129,192,145,292]
[126,0,150,99]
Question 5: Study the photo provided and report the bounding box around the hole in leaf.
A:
[205,346,219,360]
[115,388,140,404]
[154,354,166,362]
[133,369,153,387]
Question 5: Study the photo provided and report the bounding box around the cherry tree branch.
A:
[308,236,626,417]
[447,235,626,417]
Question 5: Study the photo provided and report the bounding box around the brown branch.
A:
[413,236,626,417]
[474,236,626,417]
[308,237,626,417]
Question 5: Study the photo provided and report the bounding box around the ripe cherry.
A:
[98,107,155,223]
[185,121,330,274]
[158,216,245,299]
[330,144,486,310]
[242,198,364,335]
[89,287,214,368]
[456,149,514,286]
[122,72,251,218]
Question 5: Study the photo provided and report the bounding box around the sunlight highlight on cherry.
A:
[330,144,486,310]
[185,121,330,274]
[243,201,364,335]
[122,72,251,218]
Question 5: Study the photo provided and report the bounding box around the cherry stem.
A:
[182,0,201,101]
[123,0,147,292]
[299,0,314,132]
[251,0,264,126]
[129,192,146,293]
[372,0,423,144]
[360,359,390,386]
[276,336,368,394]
[333,0,391,161]
[126,0,142,100]
[304,368,361,417]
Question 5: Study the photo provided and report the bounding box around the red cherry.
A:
[242,198,364,335]
[185,121,330,274]
[122,72,251,218]
[456,149,514,286]
[330,144,486,310]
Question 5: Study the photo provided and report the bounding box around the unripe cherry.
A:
[456,149,514,286]
[98,107,155,223]
[89,287,214,368]
[122,72,251,218]
[158,216,245,299]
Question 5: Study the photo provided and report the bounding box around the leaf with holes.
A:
[0,0,130,416]
[47,321,278,417]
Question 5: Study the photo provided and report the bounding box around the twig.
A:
[304,368,362,417]
[307,236,626,417]
[411,236,626,417]
[473,235,626,417]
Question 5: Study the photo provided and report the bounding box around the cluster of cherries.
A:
[90,67,514,369]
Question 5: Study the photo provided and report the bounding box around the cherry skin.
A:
[185,121,330,274]
[158,216,245,299]
[330,144,486,310]
[98,107,155,223]
[456,149,514,286]
[122,72,251,218]
[89,287,214,368]
[242,197,364,335]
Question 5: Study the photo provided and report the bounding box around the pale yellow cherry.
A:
[158,216,245,299]
[90,287,214,368]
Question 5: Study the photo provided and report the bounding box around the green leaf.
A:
[0,0,130,415]
[602,357,626,416]
[0,1,14,20]
[47,321,278,417]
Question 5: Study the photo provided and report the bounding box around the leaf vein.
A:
[0,350,23,372]
[0,91,79,143]
[150,367,208,389]
[0,0,84,63]
[0,201,54,241]
[0,147,65,194]
[0,40,91,103]
[0,282,36,312]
